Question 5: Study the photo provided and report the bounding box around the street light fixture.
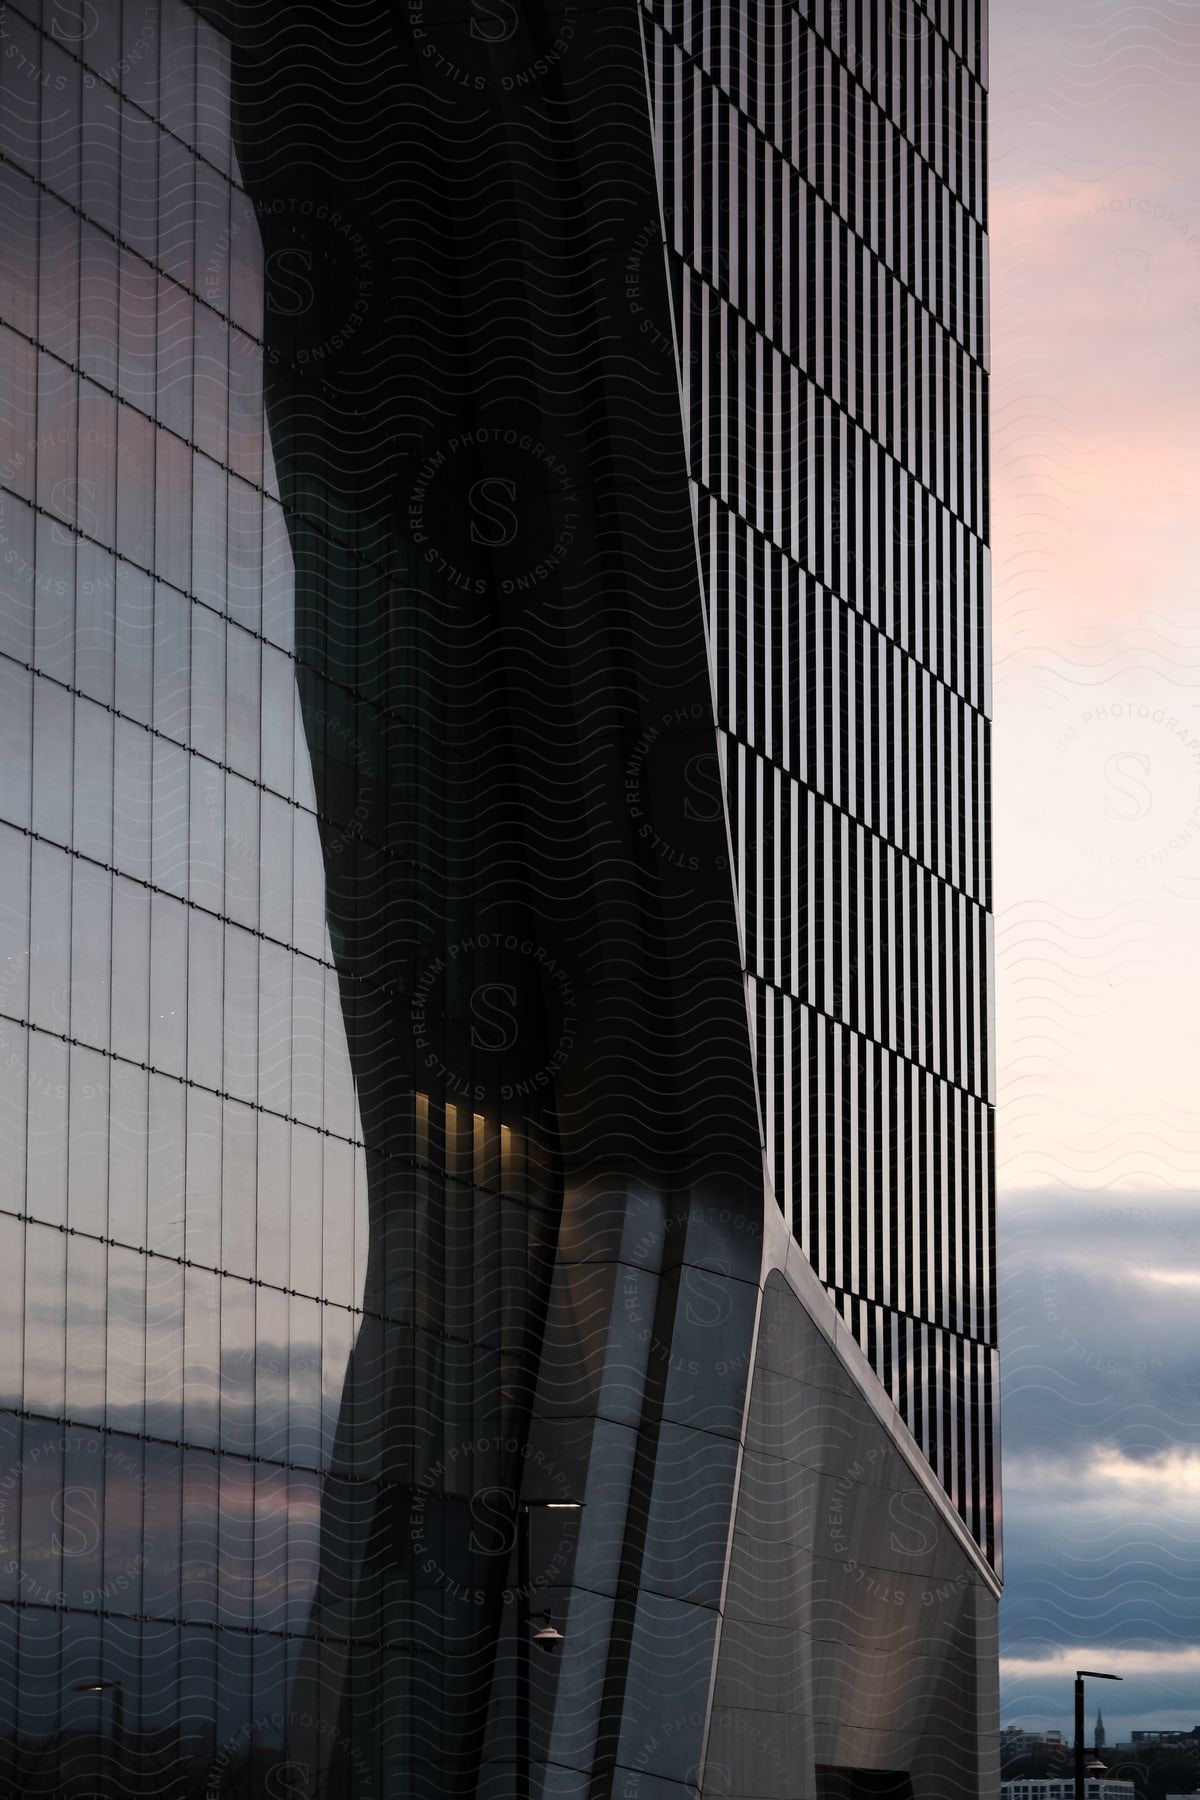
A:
[517,1499,582,1800]
[531,1610,565,1652]
[1075,1670,1122,1800]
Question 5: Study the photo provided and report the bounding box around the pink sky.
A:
[990,0,1200,1192]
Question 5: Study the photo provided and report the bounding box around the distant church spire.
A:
[1095,1709,1106,1751]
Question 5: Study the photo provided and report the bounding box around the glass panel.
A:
[290,1126,322,1297]
[181,1461,222,1634]
[67,1042,110,1234]
[0,1020,27,1220]
[194,19,233,173]
[0,488,37,663]
[35,351,77,525]
[78,378,118,550]
[219,1279,255,1457]
[323,967,356,1143]
[192,300,228,465]
[259,792,294,945]
[227,324,263,484]
[226,474,262,631]
[79,219,119,389]
[292,810,328,960]
[116,400,156,567]
[191,451,227,612]
[120,104,160,263]
[0,9,40,176]
[72,697,114,865]
[255,1286,289,1458]
[188,753,224,912]
[151,733,190,898]
[23,1223,66,1417]
[69,861,112,1051]
[157,129,196,290]
[323,1137,355,1307]
[101,1434,146,1617]
[28,839,71,1034]
[152,581,192,744]
[119,242,159,413]
[26,1028,68,1228]
[114,562,155,724]
[31,675,73,844]
[288,1295,322,1468]
[0,1422,18,1621]
[252,1468,289,1632]
[122,1,163,114]
[184,1085,221,1268]
[107,1058,149,1246]
[224,773,259,931]
[0,658,32,829]
[260,496,294,649]
[223,924,258,1102]
[78,0,123,86]
[111,877,151,1065]
[144,1259,185,1439]
[113,717,154,878]
[75,538,117,704]
[37,192,80,363]
[290,960,325,1127]
[33,513,75,681]
[225,621,259,780]
[260,645,296,799]
[288,1467,322,1631]
[80,73,121,236]
[321,1304,354,1466]
[17,1420,65,1611]
[148,891,187,1076]
[142,1442,183,1617]
[146,1073,186,1258]
[0,1218,24,1408]
[256,1112,290,1291]
[182,1272,220,1451]
[0,162,38,337]
[155,425,193,588]
[106,1244,147,1435]
[221,1099,257,1277]
[0,325,36,505]
[64,1232,108,1422]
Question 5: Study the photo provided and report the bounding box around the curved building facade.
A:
[0,0,997,1795]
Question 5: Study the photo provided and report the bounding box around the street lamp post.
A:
[516,1500,581,1800]
[1075,1670,1122,1800]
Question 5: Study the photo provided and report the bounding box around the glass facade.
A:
[0,1,995,1795]
[1,2,376,1789]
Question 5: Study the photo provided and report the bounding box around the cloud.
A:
[999,1191,1200,1729]
[1003,1646,1200,1681]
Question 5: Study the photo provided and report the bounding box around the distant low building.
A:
[1001,1782,1136,1800]
[1002,1730,1070,1755]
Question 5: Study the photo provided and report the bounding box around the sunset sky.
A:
[991,0,1200,1740]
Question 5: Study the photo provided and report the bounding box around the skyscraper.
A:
[0,1,996,1797]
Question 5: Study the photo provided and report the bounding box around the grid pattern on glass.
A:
[0,2,561,1787]
[642,0,997,1562]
